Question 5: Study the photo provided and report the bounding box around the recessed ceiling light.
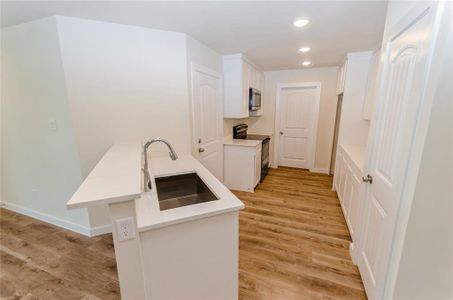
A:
[299,47,311,53]
[293,19,309,28]
[302,61,311,66]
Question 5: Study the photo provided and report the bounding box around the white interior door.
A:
[191,64,223,180]
[358,7,435,300]
[277,84,320,169]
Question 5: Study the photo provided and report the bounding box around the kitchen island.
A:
[67,142,244,300]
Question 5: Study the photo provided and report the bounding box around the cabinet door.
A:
[249,67,257,90]
[342,162,353,218]
[348,171,361,241]
[254,145,262,186]
[242,62,251,114]
[255,69,262,91]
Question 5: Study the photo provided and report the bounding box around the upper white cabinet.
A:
[336,51,373,147]
[249,65,262,91]
[223,54,263,118]
[362,49,380,121]
[336,60,347,95]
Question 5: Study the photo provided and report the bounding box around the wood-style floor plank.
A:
[0,167,365,299]
[0,208,120,299]
[235,167,366,299]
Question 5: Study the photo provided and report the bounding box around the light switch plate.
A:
[116,217,136,242]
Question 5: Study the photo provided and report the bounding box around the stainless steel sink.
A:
[155,172,219,211]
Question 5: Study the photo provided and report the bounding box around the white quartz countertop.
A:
[340,144,367,172]
[223,137,261,147]
[67,141,244,230]
[67,142,142,209]
[135,155,244,231]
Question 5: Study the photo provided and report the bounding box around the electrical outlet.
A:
[116,217,136,242]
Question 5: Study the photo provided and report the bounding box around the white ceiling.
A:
[1,1,388,70]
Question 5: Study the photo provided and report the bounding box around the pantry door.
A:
[191,63,223,180]
[276,83,320,169]
[357,5,438,299]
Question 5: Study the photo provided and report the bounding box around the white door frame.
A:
[190,62,224,180]
[352,2,449,299]
[273,82,321,170]
[369,2,448,299]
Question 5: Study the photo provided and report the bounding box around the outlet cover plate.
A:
[116,217,136,242]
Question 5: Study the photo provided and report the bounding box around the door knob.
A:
[198,148,205,153]
[362,174,373,184]
[280,131,284,135]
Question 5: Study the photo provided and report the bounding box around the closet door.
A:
[357,4,440,299]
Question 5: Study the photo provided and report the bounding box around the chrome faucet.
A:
[142,138,178,191]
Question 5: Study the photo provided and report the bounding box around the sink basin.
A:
[155,172,219,211]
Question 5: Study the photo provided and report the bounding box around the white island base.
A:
[67,144,244,300]
[141,212,239,299]
[110,199,239,300]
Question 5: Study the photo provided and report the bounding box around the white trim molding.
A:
[90,224,112,236]
[0,201,111,237]
[274,82,322,170]
[309,168,330,174]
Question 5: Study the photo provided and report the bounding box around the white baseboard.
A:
[349,242,358,265]
[90,224,112,236]
[309,167,330,174]
[0,201,111,237]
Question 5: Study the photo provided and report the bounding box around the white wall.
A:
[247,67,339,170]
[1,15,198,233]
[393,22,453,300]
[1,17,91,230]
[186,35,222,74]
[55,16,192,228]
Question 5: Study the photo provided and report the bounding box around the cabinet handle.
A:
[198,148,205,153]
[280,131,284,135]
[362,174,373,184]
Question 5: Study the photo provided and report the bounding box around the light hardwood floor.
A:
[236,167,366,299]
[0,167,365,299]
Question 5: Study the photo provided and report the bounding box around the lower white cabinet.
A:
[224,143,262,192]
[333,145,365,246]
[254,145,262,187]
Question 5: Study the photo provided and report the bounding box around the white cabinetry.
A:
[249,65,262,91]
[333,144,366,251]
[223,54,264,118]
[362,49,380,121]
[336,51,373,147]
[223,142,262,192]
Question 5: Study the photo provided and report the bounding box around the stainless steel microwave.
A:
[249,88,261,111]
